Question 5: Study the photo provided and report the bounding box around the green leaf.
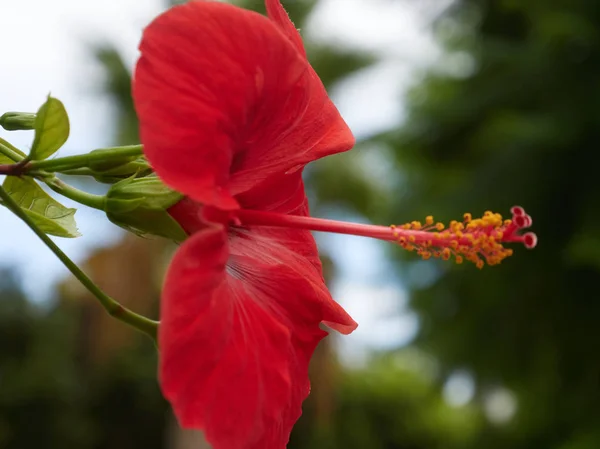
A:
[1,177,80,238]
[29,96,70,160]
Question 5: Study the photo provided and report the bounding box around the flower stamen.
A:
[390,206,537,268]
[235,205,537,269]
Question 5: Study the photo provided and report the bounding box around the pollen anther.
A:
[393,206,537,268]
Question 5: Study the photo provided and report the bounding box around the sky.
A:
[0,0,445,362]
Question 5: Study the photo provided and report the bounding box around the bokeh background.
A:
[1,0,599,448]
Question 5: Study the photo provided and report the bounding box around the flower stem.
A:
[0,185,158,341]
[27,144,144,172]
[44,177,106,210]
[0,137,26,162]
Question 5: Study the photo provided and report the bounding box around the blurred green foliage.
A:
[367,1,600,448]
[2,0,600,448]
[0,270,166,449]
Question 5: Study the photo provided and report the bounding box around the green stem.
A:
[44,177,106,210]
[57,167,96,177]
[28,144,143,172]
[0,185,158,341]
[0,137,26,162]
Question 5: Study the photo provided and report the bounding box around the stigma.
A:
[390,206,537,268]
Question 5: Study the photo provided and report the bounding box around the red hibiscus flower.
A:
[133,1,537,449]
[134,1,357,449]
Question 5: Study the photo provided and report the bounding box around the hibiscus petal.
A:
[234,170,356,333]
[225,225,357,442]
[229,226,357,336]
[264,0,307,57]
[160,224,356,449]
[133,1,354,206]
[160,226,292,448]
[228,0,357,195]
[235,170,306,215]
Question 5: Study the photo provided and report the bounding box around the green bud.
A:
[0,112,36,131]
[87,149,147,172]
[106,175,188,242]
[63,155,152,184]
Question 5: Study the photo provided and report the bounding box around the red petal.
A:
[160,226,290,448]
[160,223,355,449]
[259,0,356,178]
[265,0,307,57]
[133,1,354,207]
[228,226,357,335]
[235,170,306,214]
[233,171,357,334]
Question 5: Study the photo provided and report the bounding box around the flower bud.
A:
[63,152,153,184]
[106,175,187,242]
[0,112,36,131]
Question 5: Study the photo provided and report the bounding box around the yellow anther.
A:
[393,209,522,268]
